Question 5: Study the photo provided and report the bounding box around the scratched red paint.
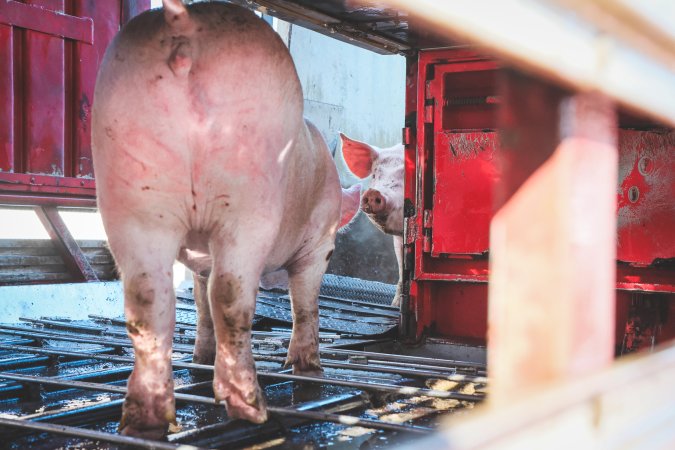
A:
[617,130,675,264]
[406,48,674,344]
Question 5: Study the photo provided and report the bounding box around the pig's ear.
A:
[338,184,361,229]
[340,133,376,178]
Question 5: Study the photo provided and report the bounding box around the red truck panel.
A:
[0,0,150,206]
[404,49,675,349]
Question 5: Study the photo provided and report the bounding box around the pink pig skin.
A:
[92,1,354,438]
[340,133,404,307]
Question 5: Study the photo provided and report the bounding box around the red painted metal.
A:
[0,0,150,206]
[0,0,94,44]
[617,130,675,264]
[405,48,675,345]
[35,206,98,281]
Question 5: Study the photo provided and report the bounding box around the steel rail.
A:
[0,343,484,401]
[0,416,204,450]
[167,391,364,442]
[0,341,477,383]
[88,315,344,340]
[253,354,487,383]
[365,358,487,376]
[2,324,485,372]
[320,348,487,370]
[0,372,433,434]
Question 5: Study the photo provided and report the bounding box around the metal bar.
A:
[254,354,487,383]
[367,359,486,376]
[0,325,195,353]
[34,206,98,281]
[0,416,202,450]
[321,348,486,370]
[169,391,364,443]
[0,342,483,401]
[89,314,343,341]
[22,381,212,422]
[0,372,434,435]
[0,193,97,207]
[0,0,94,44]
[20,317,105,334]
[1,340,474,385]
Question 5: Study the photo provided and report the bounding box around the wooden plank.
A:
[34,206,98,281]
[0,272,71,284]
[438,342,675,449]
[0,255,63,266]
[1,265,68,275]
[0,254,111,266]
[384,0,675,126]
[0,239,109,248]
[488,71,618,405]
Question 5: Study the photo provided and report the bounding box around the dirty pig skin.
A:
[92,0,357,438]
[340,133,405,307]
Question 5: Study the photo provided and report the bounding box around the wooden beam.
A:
[488,70,618,405]
[35,206,98,282]
[436,341,675,449]
[382,0,675,126]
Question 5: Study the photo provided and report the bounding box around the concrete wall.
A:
[277,20,406,284]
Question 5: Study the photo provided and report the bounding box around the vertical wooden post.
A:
[488,70,618,405]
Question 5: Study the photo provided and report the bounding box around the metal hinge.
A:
[424,80,434,123]
[424,104,434,123]
[402,127,413,145]
[422,209,432,253]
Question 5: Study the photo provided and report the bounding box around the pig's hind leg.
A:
[285,242,335,374]
[107,222,182,439]
[208,237,269,423]
[192,273,216,364]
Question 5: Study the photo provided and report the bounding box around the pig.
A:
[259,184,361,291]
[340,133,405,306]
[92,0,355,438]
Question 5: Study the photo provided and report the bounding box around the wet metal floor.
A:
[0,278,487,449]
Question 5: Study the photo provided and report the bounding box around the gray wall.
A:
[277,21,406,284]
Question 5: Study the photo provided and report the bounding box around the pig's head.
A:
[340,133,404,236]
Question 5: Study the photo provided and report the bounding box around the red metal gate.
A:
[0,0,150,207]
[403,48,675,348]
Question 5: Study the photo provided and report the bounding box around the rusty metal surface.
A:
[0,0,149,206]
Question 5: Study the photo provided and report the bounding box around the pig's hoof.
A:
[285,352,323,376]
[218,388,268,424]
[119,396,173,440]
[192,351,215,366]
[120,424,168,440]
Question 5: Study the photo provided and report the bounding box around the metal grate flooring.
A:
[0,282,487,449]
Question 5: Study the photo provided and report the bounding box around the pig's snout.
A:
[362,189,386,214]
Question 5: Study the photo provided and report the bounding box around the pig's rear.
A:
[92,2,334,438]
[94,3,303,229]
